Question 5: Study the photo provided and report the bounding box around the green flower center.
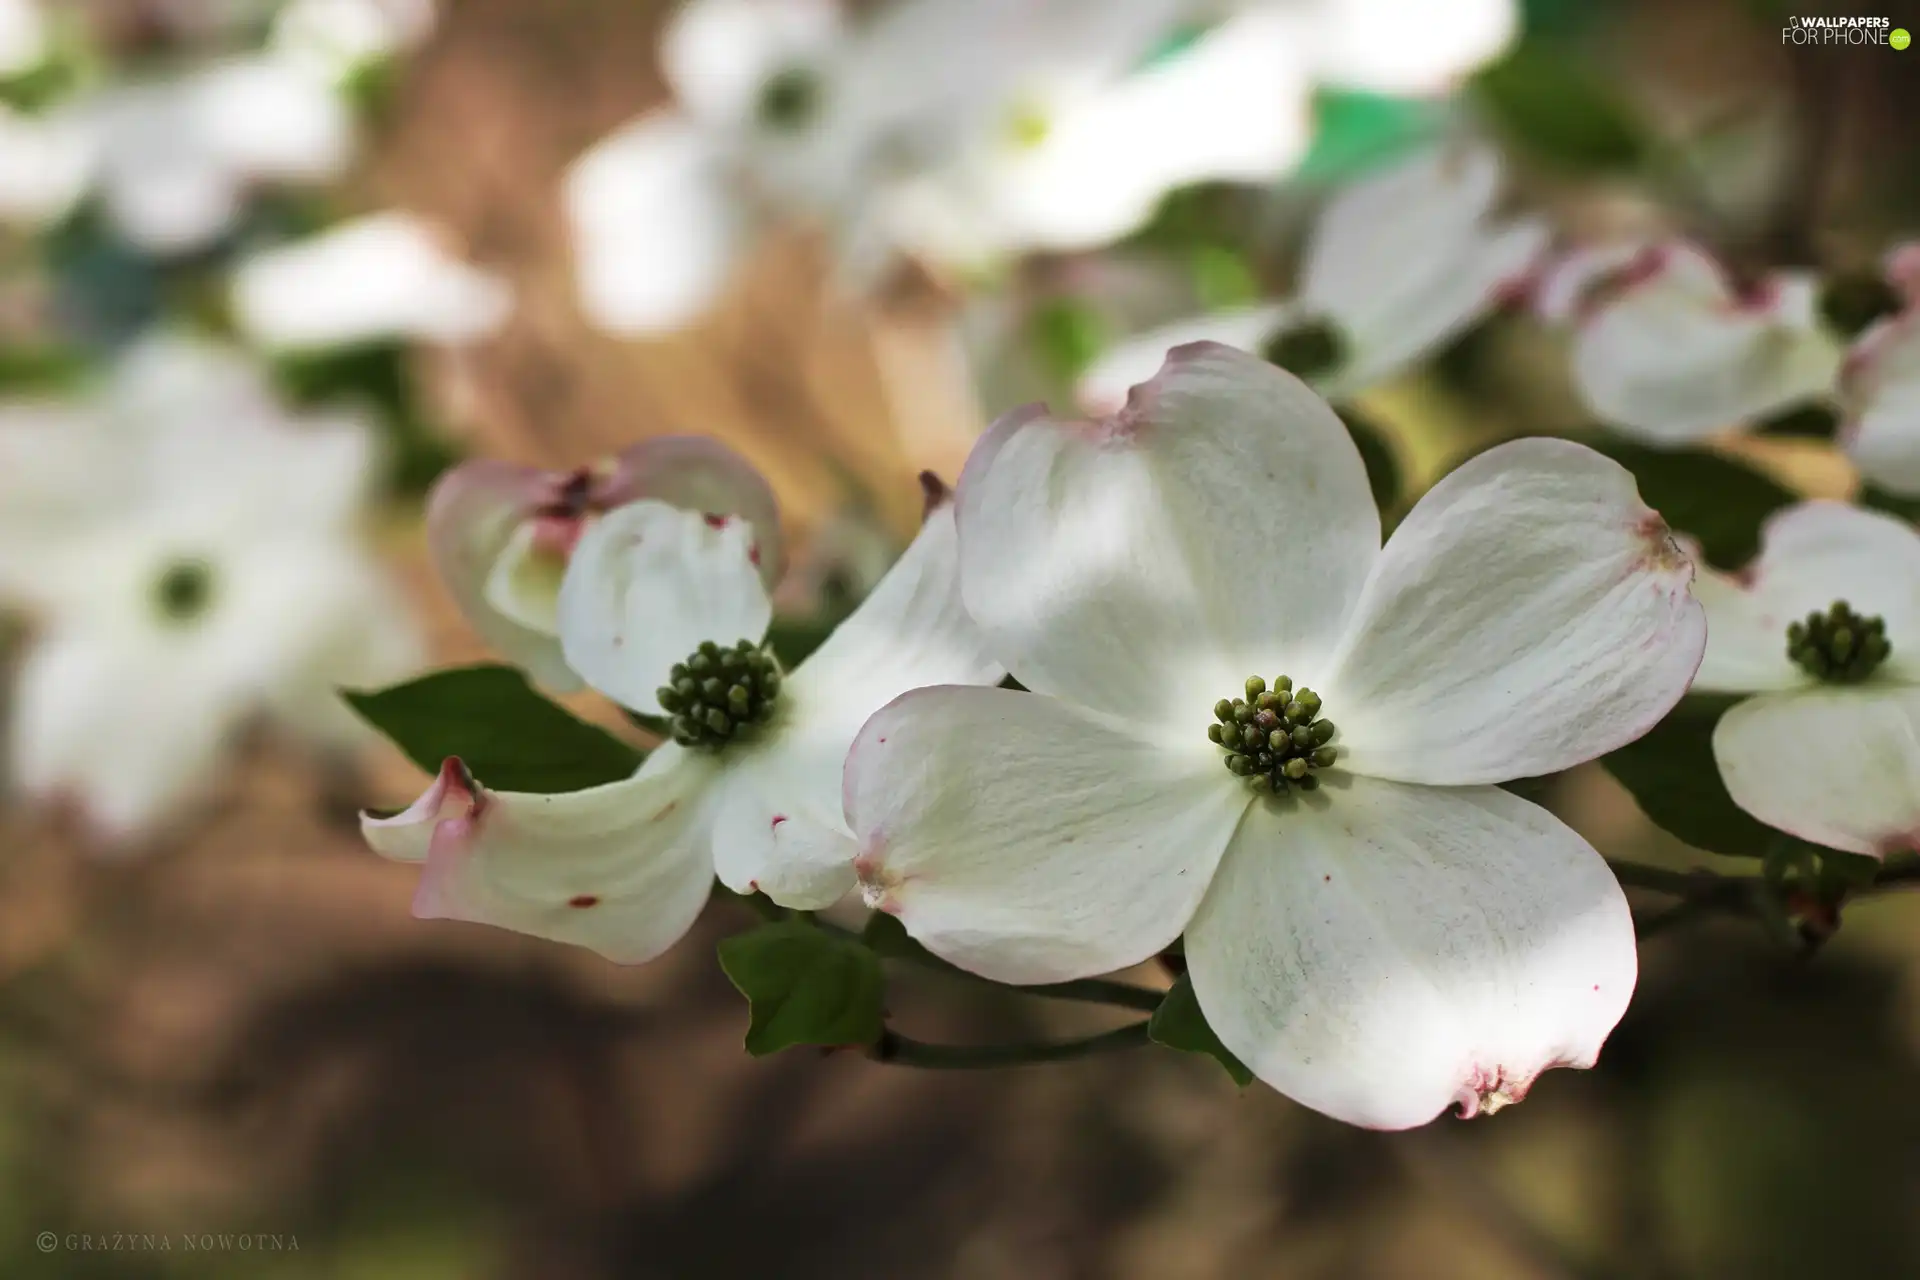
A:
[756,66,822,131]
[152,558,215,624]
[1208,675,1338,794]
[1787,600,1891,683]
[1262,319,1348,381]
[657,639,783,749]
[1004,100,1052,150]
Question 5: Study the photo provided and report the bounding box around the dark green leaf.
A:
[344,664,644,794]
[719,922,887,1055]
[1470,47,1651,172]
[1148,973,1251,1086]
[1601,694,1779,858]
[1859,484,1920,524]
[1579,435,1795,570]
[1753,403,1839,441]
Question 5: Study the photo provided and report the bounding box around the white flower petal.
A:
[1076,304,1289,415]
[556,500,771,716]
[1570,245,1843,442]
[846,685,1249,984]
[1186,777,1635,1130]
[564,111,750,335]
[710,756,858,910]
[1841,310,1920,497]
[599,435,786,589]
[0,0,47,79]
[362,751,721,964]
[1311,0,1518,95]
[1324,438,1705,785]
[0,105,95,227]
[1714,687,1920,857]
[231,212,512,351]
[961,342,1378,731]
[1692,501,1920,693]
[191,55,354,183]
[481,520,567,636]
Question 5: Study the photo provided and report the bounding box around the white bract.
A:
[269,0,436,85]
[231,211,512,351]
[0,102,93,226]
[0,334,421,843]
[1193,0,1517,96]
[1688,502,1920,857]
[1552,240,1844,444]
[425,438,784,693]
[363,478,1004,962]
[0,0,45,79]
[1078,146,1546,412]
[1838,293,1920,496]
[848,343,1706,1129]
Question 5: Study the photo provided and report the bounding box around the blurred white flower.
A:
[1838,272,1920,497]
[1079,145,1545,411]
[0,102,93,226]
[1195,0,1517,96]
[231,211,512,351]
[364,478,1003,962]
[1689,502,1920,858]
[269,0,435,84]
[425,437,784,691]
[0,0,46,79]
[88,54,354,254]
[0,334,421,844]
[1553,241,1843,444]
[847,344,1702,1128]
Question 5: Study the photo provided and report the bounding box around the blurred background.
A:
[3,0,1920,1276]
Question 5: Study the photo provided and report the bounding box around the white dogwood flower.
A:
[424,438,783,692]
[231,211,512,351]
[363,475,1003,961]
[1554,241,1844,444]
[1194,0,1517,96]
[1688,501,1920,857]
[848,343,1706,1129]
[1838,297,1920,496]
[1078,145,1546,412]
[0,334,420,843]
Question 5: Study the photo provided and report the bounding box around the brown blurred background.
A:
[6,0,1920,1276]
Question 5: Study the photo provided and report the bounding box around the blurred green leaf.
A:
[1470,47,1651,171]
[1601,694,1779,858]
[719,922,887,1055]
[0,343,87,392]
[1859,484,1920,524]
[1754,403,1840,441]
[345,664,644,793]
[1579,435,1795,570]
[1295,89,1449,183]
[1190,244,1260,311]
[1148,973,1251,1085]
[1030,298,1112,384]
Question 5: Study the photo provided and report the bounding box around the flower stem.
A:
[868,1021,1151,1069]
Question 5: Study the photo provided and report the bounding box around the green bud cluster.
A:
[1207,675,1337,795]
[657,639,783,749]
[1787,600,1891,683]
[1262,320,1347,381]
[756,66,821,130]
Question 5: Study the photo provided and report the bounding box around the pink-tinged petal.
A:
[599,435,784,587]
[556,500,771,716]
[1570,242,1843,442]
[426,459,580,691]
[846,685,1248,985]
[1840,309,1920,497]
[1186,778,1635,1131]
[959,343,1378,734]
[1532,242,1649,325]
[1692,501,1920,693]
[361,750,721,964]
[1323,438,1705,786]
[1714,688,1920,858]
[1074,304,1290,416]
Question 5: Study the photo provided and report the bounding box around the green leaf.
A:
[1148,974,1251,1086]
[344,665,644,793]
[1578,435,1795,570]
[718,922,887,1055]
[1601,694,1779,858]
[1030,298,1112,383]
[1859,484,1920,524]
[1295,88,1449,183]
[1470,47,1650,172]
